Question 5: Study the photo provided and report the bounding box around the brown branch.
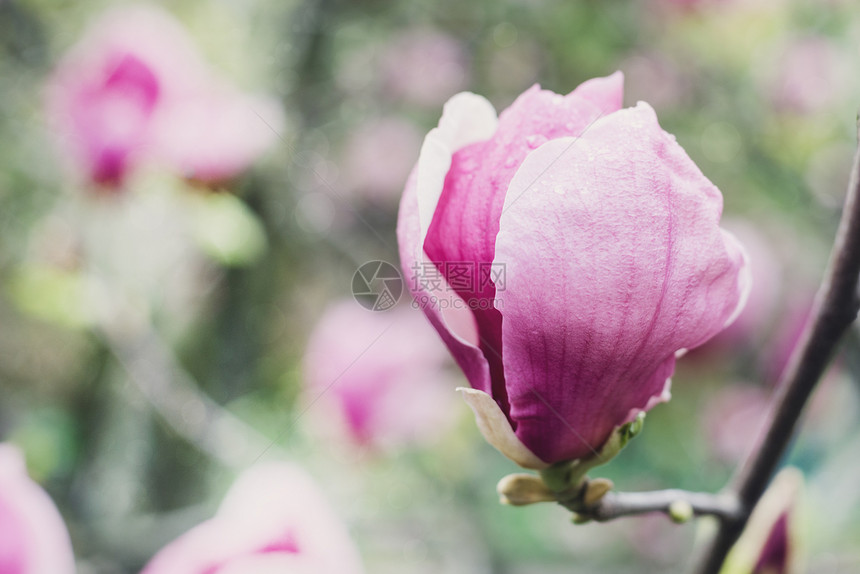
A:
[694,119,860,573]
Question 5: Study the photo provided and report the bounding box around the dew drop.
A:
[504,156,518,168]
[525,134,548,149]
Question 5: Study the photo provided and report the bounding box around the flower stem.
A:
[575,489,742,523]
[694,119,860,573]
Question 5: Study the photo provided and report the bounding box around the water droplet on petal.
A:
[504,156,518,168]
[525,134,548,149]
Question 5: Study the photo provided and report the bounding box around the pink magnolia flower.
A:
[0,444,76,574]
[46,4,281,188]
[723,467,802,574]
[142,462,363,574]
[397,72,750,468]
[303,301,456,452]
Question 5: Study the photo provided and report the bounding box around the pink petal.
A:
[397,92,498,397]
[494,103,749,463]
[416,92,499,242]
[142,462,363,574]
[0,444,76,574]
[213,553,332,574]
[571,71,625,113]
[399,168,492,394]
[725,468,801,574]
[152,88,283,182]
[418,74,625,414]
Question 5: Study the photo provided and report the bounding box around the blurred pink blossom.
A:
[703,384,771,463]
[46,4,282,189]
[142,462,363,574]
[754,512,791,573]
[724,468,802,573]
[342,118,423,204]
[769,37,848,114]
[304,301,456,452]
[381,29,468,108]
[0,444,76,574]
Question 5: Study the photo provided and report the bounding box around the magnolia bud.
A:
[496,473,557,506]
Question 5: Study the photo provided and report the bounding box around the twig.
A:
[694,119,860,573]
[100,317,286,469]
[583,489,742,523]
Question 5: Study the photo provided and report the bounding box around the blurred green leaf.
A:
[6,264,94,329]
[188,192,267,267]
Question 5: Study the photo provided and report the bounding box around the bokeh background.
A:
[2,0,860,571]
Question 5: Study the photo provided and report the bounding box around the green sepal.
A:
[539,412,646,497]
[497,413,646,522]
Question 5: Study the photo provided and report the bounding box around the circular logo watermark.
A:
[352,260,403,311]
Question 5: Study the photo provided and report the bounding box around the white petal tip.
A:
[457,388,548,470]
